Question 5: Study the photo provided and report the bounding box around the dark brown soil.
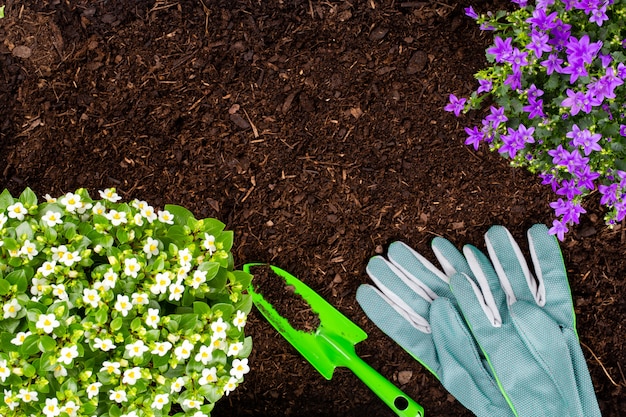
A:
[1,1,624,416]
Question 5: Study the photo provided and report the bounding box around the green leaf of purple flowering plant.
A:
[444,0,626,239]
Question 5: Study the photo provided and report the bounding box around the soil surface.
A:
[1,0,624,416]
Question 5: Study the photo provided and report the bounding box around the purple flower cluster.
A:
[448,0,626,240]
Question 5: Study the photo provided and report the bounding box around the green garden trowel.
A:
[244,263,424,417]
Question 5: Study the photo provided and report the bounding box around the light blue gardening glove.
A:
[356,240,515,417]
[441,224,601,417]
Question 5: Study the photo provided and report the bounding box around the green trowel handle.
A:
[321,331,424,417]
[347,354,424,417]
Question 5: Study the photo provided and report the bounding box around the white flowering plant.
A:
[0,187,252,417]
[446,0,626,240]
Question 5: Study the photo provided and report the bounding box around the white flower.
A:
[191,412,209,417]
[223,376,239,396]
[141,205,157,223]
[150,272,171,295]
[36,313,60,334]
[174,339,194,361]
[3,389,18,410]
[82,288,101,308]
[131,292,149,306]
[86,382,102,399]
[122,367,142,385]
[50,245,68,261]
[198,367,217,386]
[92,202,107,216]
[99,188,122,202]
[3,298,22,319]
[230,358,250,379]
[11,331,32,346]
[125,340,149,358]
[94,337,116,352]
[121,412,138,417]
[53,363,67,378]
[151,393,169,410]
[170,377,185,393]
[100,361,121,375]
[41,210,64,227]
[157,210,174,224]
[87,382,102,399]
[17,388,38,402]
[227,341,244,357]
[124,257,140,278]
[182,398,201,409]
[133,212,144,227]
[102,269,118,290]
[37,261,56,278]
[7,202,26,220]
[58,345,79,365]
[202,233,216,254]
[59,192,82,212]
[132,199,148,210]
[145,308,160,329]
[114,294,132,317]
[194,345,213,365]
[109,389,127,403]
[210,336,227,352]
[42,397,61,417]
[61,400,78,417]
[211,317,228,339]
[178,248,193,266]
[75,200,92,215]
[19,239,38,260]
[233,310,247,331]
[0,360,11,382]
[168,282,185,301]
[151,341,172,357]
[51,284,69,301]
[190,269,207,289]
[0,212,8,228]
[106,209,127,226]
[59,249,81,267]
[143,237,160,258]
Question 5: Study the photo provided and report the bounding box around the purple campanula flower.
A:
[617,63,626,79]
[464,6,479,19]
[540,172,560,192]
[589,4,609,26]
[526,8,558,31]
[565,149,590,172]
[599,183,619,205]
[561,89,585,115]
[566,34,602,65]
[567,124,602,155]
[485,106,508,127]
[464,126,484,150]
[599,53,612,67]
[620,125,626,137]
[512,0,529,7]
[541,53,564,74]
[509,47,529,71]
[549,219,569,241]
[536,0,556,9]
[548,144,570,165]
[444,94,466,116]
[561,61,588,84]
[580,90,603,114]
[523,98,545,119]
[487,37,514,63]
[556,178,583,200]
[527,30,553,58]
[477,78,493,94]
[504,70,522,90]
[574,165,601,190]
[499,127,525,158]
[527,84,544,99]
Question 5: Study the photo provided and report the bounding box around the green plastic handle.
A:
[320,329,424,417]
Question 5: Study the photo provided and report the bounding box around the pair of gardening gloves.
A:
[356,224,601,417]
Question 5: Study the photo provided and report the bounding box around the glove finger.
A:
[430,298,515,417]
[509,301,585,416]
[387,241,453,299]
[461,245,507,326]
[527,223,575,327]
[366,256,433,327]
[431,236,473,278]
[356,284,440,377]
[562,328,602,417]
[485,225,540,306]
